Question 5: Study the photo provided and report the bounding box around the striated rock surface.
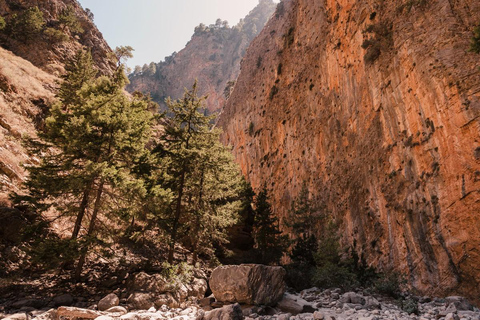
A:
[219,0,480,301]
[127,0,277,113]
[209,264,286,306]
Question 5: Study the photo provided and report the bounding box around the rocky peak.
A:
[127,0,277,113]
[219,0,480,302]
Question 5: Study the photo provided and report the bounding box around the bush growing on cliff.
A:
[0,17,6,31]
[469,23,480,54]
[58,5,84,34]
[8,6,45,42]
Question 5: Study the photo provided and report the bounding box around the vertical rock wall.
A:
[219,0,480,300]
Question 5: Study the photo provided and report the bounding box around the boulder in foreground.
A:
[209,264,286,306]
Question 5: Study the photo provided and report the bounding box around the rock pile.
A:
[3,288,479,320]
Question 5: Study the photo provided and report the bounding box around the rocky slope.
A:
[0,0,114,203]
[127,0,277,113]
[0,0,114,74]
[219,0,480,301]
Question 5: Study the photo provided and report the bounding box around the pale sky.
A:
[77,0,279,68]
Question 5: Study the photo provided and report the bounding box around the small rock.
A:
[211,301,224,308]
[199,297,215,307]
[340,292,366,306]
[105,306,128,314]
[278,314,292,320]
[445,313,460,320]
[445,297,473,311]
[201,303,243,320]
[94,316,115,320]
[277,293,316,315]
[313,311,324,319]
[98,293,120,311]
[57,306,101,319]
[127,292,154,310]
[53,294,74,307]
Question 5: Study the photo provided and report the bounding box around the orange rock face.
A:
[220,0,480,300]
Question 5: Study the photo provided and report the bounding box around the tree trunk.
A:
[71,181,94,240]
[191,170,205,265]
[74,180,104,281]
[168,167,186,264]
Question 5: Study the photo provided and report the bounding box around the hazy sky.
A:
[77,0,278,68]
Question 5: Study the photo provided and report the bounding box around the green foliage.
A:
[469,23,480,54]
[373,271,406,298]
[252,185,288,265]
[402,297,419,315]
[114,45,135,67]
[146,81,244,264]
[160,261,193,285]
[312,222,358,289]
[44,27,69,43]
[0,16,6,31]
[8,6,45,42]
[13,50,153,277]
[58,5,84,34]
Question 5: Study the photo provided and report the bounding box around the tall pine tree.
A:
[14,50,153,279]
[252,185,287,265]
[151,81,243,264]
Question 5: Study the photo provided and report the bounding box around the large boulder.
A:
[209,264,286,306]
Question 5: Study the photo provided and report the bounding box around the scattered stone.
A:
[56,306,101,319]
[277,293,316,315]
[98,293,120,311]
[201,303,243,320]
[199,297,215,307]
[313,311,325,319]
[105,306,128,315]
[209,264,286,306]
[445,296,474,311]
[339,292,366,306]
[127,292,154,310]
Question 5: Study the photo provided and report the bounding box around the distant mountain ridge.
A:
[127,0,277,113]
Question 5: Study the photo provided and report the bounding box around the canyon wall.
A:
[219,0,480,299]
[127,0,277,113]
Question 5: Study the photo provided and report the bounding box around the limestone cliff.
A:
[219,0,480,300]
[0,0,114,203]
[127,0,277,113]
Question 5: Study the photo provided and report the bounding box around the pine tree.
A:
[287,183,321,265]
[252,185,287,265]
[150,81,243,264]
[14,50,153,279]
[58,5,83,34]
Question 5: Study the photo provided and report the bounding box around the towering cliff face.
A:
[0,0,114,204]
[220,0,480,300]
[127,0,277,112]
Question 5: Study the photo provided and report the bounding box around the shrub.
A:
[402,297,419,315]
[470,23,480,54]
[58,5,84,34]
[285,262,316,291]
[0,16,6,31]
[44,27,68,43]
[9,6,45,42]
[373,271,405,298]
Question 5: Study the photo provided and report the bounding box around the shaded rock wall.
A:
[219,0,480,300]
